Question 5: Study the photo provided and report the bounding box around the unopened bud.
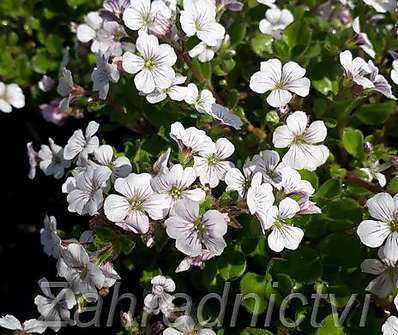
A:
[364,141,373,153]
[151,12,171,37]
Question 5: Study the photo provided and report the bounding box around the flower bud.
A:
[364,141,373,153]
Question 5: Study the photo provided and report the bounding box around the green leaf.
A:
[218,250,247,281]
[230,22,247,46]
[388,176,398,193]
[342,128,364,158]
[66,0,88,8]
[299,170,319,189]
[355,101,396,125]
[239,273,270,315]
[315,179,341,199]
[272,246,322,284]
[315,314,345,335]
[250,34,273,57]
[282,20,312,56]
[320,233,363,268]
[325,198,362,222]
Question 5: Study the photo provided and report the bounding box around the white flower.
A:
[339,50,374,89]
[259,8,294,40]
[273,111,329,171]
[57,243,105,301]
[363,0,396,13]
[383,316,398,335]
[101,262,121,288]
[209,104,243,130]
[0,82,25,113]
[99,21,128,56]
[225,160,256,197]
[64,121,100,160]
[93,144,132,181]
[391,60,398,85]
[260,197,303,252]
[250,59,310,108]
[352,17,375,59]
[361,248,398,298]
[77,13,126,56]
[257,0,276,7]
[170,122,215,157]
[38,138,71,179]
[194,138,235,188]
[104,173,169,234]
[77,12,104,51]
[145,74,187,104]
[151,164,206,214]
[57,67,77,114]
[164,315,216,335]
[122,32,177,94]
[153,148,171,174]
[184,83,215,114]
[360,160,391,187]
[0,315,46,334]
[166,199,228,257]
[27,142,39,180]
[67,166,111,216]
[279,166,320,214]
[102,0,130,20]
[252,150,283,187]
[175,249,215,272]
[180,0,225,47]
[367,60,396,100]
[189,40,222,63]
[92,51,120,100]
[357,193,398,261]
[144,275,175,316]
[383,298,398,335]
[38,75,56,92]
[246,172,275,217]
[122,0,172,33]
[40,215,61,259]
[34,278,76,332]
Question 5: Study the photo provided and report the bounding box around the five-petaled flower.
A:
[273,111,329,171]
[250,59,310,107]
[357,192,398,262]
[122,32,177,94]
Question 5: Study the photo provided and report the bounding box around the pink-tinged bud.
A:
[120,311,133,329]
[352,84,364,97]
[223,213,231,224]
[40,99,68,126]
[112,56,124,72]
[337,8,352,25]
[151,12,172,37]
[298,198,321,215]
[364,142,373,153]
[191,250,214,267]
[392,157,398,167]
[38,75,56,92]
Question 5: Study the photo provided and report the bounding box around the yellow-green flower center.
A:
[390,220,398,232]
[207,154,218,166]
[292,135,305,145]
[195,19,202,31]
[194,218,205,235]
[144,59,156,70]
[169,186,182,199]
[273,81,285,89]
[129,197,143,210]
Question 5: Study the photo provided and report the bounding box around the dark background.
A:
[0,104,138,334]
